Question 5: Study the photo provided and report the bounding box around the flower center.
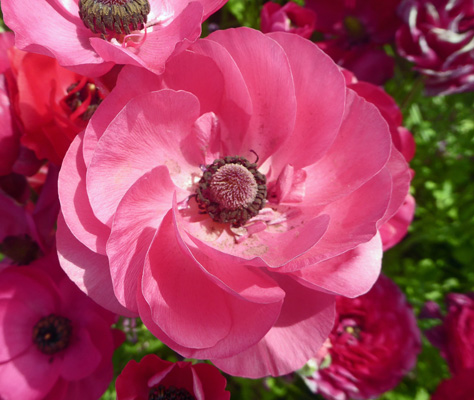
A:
[343,15,367,42]
[0,234,41,265]
[79,0,151,36]
[196,156,267,227]
[62,77,104,123]
[33,314,72,355]
[148,385,195,400]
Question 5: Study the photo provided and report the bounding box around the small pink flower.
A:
[396,0,474,95]
[305,0,402,84]
[58,28,411,378]
[116,354,230,400]
[303,274,421,400]
[261,2,317,39]
[2,0,228,77]
[423,293,474,375]
[0,265,123,400]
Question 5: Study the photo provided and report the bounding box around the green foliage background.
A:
[1,1,473,399]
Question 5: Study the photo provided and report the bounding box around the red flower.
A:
[116,354,230,400]
[423,293,474,374]
[4,48,112,165]
[304,274,421,400]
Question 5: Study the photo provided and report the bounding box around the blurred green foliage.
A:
[0,0,473,399]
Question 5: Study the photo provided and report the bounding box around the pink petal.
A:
[0,32,14,73]
[380,193,415,251]
[280,167,391,272]
[2,0,112,77]
[212,276,335,378]
[191,364,230,400]
[59,132,110,255]
[56,213,135,317]
[91,2,203,75]
[292,234,383,297]
[304,88,392,205]
[60,327,101,381]
[87,90,200,225]
[208,28,296,162]
[0,346,62,400]
[82,66,162,165]
[190,39,252,154]
[0,298,37,362]
[268,32,345,170]
[138,211,282,359]
[107,166,186,312]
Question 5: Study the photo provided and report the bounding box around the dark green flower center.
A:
[195,156,267,227]
[149,385,195,400]
[79,0,151,36]
[33,314,72,355]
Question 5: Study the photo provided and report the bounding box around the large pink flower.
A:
[57,28,411,378]
[431,369,474,400]
[2,0,227,77]
[0,265,123,400]
[303,274,421,400]
[396,0,474,95]
[116,354,230,399]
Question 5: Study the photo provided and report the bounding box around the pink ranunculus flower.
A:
[57,28,411,378]
[396,0,474,95]
[1,0,228,77]
[422,293,474,374]
[342,74,416,250]
[431,369,474,400]
[260,2,317,39]
[116,354,230,400]
[0,265,124,400]
[303,274,422,400]
[305,0,402,84]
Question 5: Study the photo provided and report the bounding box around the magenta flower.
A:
[305,0,402,84]
[396,0,474,95]
[303,274,421,400]
[57,28,411,378]
[0,265,123,400]
[1,0,228,77]
[260,2,317,39]
[422,293,474,374]
[116,354,230,399]
[431,369,474,400]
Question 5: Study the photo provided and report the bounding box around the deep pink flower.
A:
[343,75,416,250]
[431,369,474,400]
[396,0,474,95]
[303,274,422,400]
[423,293,474,374]
[116,354,230,400]
[57,28,411,378]
[260,2,317,39]
[0,265,123,400]
[305,0,402,84]
[2,0,228,77]
[0,164,59,269]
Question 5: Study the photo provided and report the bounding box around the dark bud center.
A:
[149,385,195,400]
[0,234,41,265]
[195,156,267,228]
[62,77,105,123]
[79,0,151,36]
[33,314,72,355]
